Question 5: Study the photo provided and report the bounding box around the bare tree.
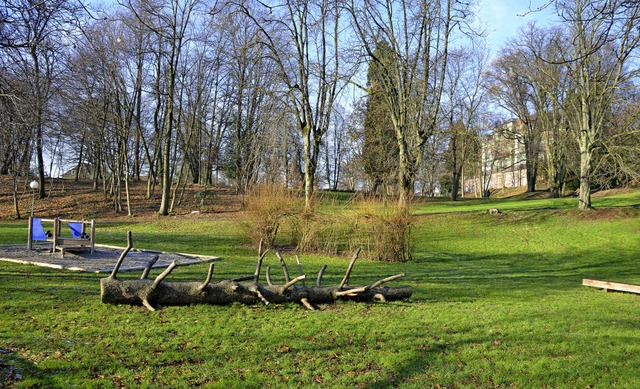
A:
[443,44,489,200]
[416,129,446,197]
[123,0,201,215]
[73,13,151,215]
[0,69,32,218]
[219,15,281,194]
[321,105,349,191]
[175,21,220,187]
[598,95,640,188]
[347,0,472,207]
[1,0,84,198]
[233,0,347,208]
[519,24,575,197]
[556,0,640,209]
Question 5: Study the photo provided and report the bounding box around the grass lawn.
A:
[1,194,640,387]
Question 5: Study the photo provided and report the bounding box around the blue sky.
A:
[476,0,559,55]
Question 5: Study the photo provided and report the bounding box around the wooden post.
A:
[90,219,95,254]
[27,217,34,250]
[52,218,59,255]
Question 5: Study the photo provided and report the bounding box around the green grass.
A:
[1,194,640,387]
[413,190,640,214]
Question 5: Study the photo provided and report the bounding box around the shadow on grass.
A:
[0,352,55,388]
[361,259,640,387]
[365,316,640,388]
[2,246,640,387]
[404,248,640,302]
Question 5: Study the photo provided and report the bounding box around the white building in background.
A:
[464,119,528,196]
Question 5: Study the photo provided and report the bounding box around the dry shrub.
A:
[241,184,302,248]
[349,197,413,262]
[240,187,413,261]
[289,210,351,255]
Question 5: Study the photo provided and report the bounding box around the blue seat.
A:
[68,222,84,239]
[31,218,48,241]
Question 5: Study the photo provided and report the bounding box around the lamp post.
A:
[30,180,39,218]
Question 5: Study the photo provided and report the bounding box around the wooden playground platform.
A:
[28,217,95,256]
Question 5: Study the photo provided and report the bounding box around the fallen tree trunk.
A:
[100,233,413,311]
[100,279,414,308]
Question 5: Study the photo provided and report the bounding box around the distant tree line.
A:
[1,0,639,216]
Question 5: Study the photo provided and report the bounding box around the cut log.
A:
[100,232,413,311]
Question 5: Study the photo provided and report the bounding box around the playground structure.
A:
[28,217,95,256]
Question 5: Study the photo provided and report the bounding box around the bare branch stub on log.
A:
[317,264,327,287]
[339,247,361,289]
[109,231,133,279]
[197,263,214,292]
[141,255,160,280]
[100,233,412,311]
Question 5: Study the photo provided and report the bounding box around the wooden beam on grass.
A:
[582,279,640,294]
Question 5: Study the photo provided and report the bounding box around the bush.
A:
[349,197,413,262]
[241,184,302,248]
[240,187,413,262]
[289,210,350,255]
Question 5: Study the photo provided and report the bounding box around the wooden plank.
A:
[582,279,640,294]
[56,238,91,246]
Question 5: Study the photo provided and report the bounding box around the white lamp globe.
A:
[30,180,39,190]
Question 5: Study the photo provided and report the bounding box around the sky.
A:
[95,0,559,58]
[476,0,560,56]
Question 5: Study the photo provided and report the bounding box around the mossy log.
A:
[100,233,413,311]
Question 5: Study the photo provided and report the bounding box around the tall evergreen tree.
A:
[362,40,398,195]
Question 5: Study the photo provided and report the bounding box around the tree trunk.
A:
[451,170,460,201]
[74,136,85,182]
[123,149,133,217]
[30,45,47,200]
[525,138,538,193]
[397,171,412,209]
[12,176,21,220]
[100,236,412,311]
[450,126,460,201]
[526,163,537,193]
[578,136,592,210]
[578,85,593,210]
[158,94,174,216]
[303,124,315,208]
[546,146,560,198]
[100,278,413,310]
[396,133,413,208]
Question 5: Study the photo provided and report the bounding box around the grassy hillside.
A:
[1,182,640,387]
